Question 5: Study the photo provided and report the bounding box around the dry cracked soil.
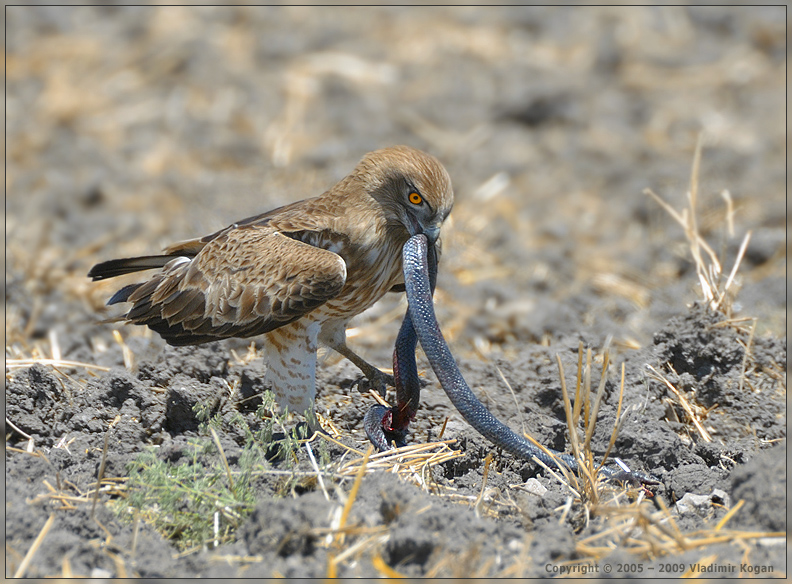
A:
[5,5,787,579]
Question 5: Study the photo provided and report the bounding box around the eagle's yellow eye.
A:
[409,192,423,205]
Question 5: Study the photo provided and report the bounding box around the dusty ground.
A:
[5,5,787,578]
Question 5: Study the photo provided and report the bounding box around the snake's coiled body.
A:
[364,240,436,450]
[366,234,657,486]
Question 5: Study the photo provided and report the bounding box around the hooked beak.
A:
[422,222,441,245]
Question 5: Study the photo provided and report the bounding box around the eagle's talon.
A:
[352,369,394,397]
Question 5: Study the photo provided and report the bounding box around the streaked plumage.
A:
[89,146,454,414]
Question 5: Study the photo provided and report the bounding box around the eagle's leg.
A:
[263,320,321,417]
[319,320,394,397]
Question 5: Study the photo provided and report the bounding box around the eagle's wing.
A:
[87,198,322,281]
[107,223,347,346]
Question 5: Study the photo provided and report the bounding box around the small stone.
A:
[521,478,548,497]
[676,492,712,516]
[710,488,730,508]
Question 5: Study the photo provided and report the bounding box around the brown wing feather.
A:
[89,197,330,283]
[161,196,325,256]
[121,224,346,345]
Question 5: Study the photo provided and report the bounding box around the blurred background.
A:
[6,5,786,363]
